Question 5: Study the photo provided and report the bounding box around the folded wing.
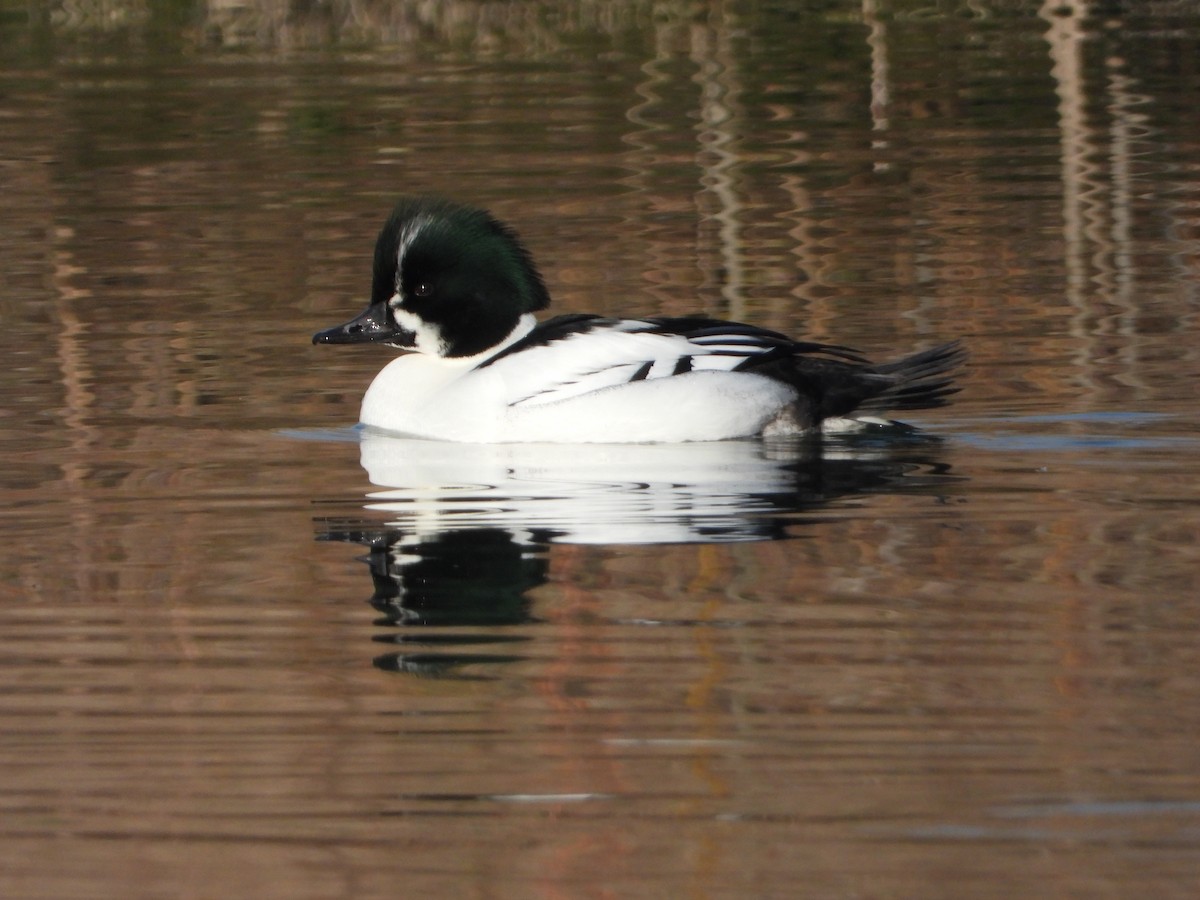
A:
[482,314,863,409]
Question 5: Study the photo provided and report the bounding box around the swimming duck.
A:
[313,198,965,443]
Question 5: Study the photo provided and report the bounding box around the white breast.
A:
[360,353,508,441]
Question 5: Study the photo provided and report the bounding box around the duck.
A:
[312,197,965,443]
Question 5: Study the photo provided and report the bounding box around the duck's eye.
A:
[410,281,433,299]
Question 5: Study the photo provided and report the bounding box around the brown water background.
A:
[3,1,1200,897]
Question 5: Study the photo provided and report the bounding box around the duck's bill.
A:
[312,303,414,347]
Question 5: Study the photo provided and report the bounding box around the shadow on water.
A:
[311,428,963,677]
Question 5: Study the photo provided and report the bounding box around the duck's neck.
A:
[494,313,538,353]
[449,313,537,367]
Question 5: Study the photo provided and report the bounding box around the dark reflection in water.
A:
[345,526,543,677]
[318,430,961,675]
[354,528,547,626]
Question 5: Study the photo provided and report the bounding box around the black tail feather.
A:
[858,340,968,413]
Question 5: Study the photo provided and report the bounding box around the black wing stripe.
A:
[478,314,611,369]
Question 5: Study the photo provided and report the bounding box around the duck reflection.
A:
[319,429,956,676]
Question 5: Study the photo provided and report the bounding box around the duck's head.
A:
[313,198,550,358]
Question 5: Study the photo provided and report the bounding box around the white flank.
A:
[359,316,804,442]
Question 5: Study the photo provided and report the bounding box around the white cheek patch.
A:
[393,307,447,356]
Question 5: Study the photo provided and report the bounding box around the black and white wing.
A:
[480,314,862,409]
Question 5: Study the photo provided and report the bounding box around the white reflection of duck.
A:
[356,429,932,544]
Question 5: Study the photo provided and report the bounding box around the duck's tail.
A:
[857,340,968,413]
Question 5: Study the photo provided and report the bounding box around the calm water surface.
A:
[3,2,1200,897]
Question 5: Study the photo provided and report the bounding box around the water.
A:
[3,1,1200,896]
